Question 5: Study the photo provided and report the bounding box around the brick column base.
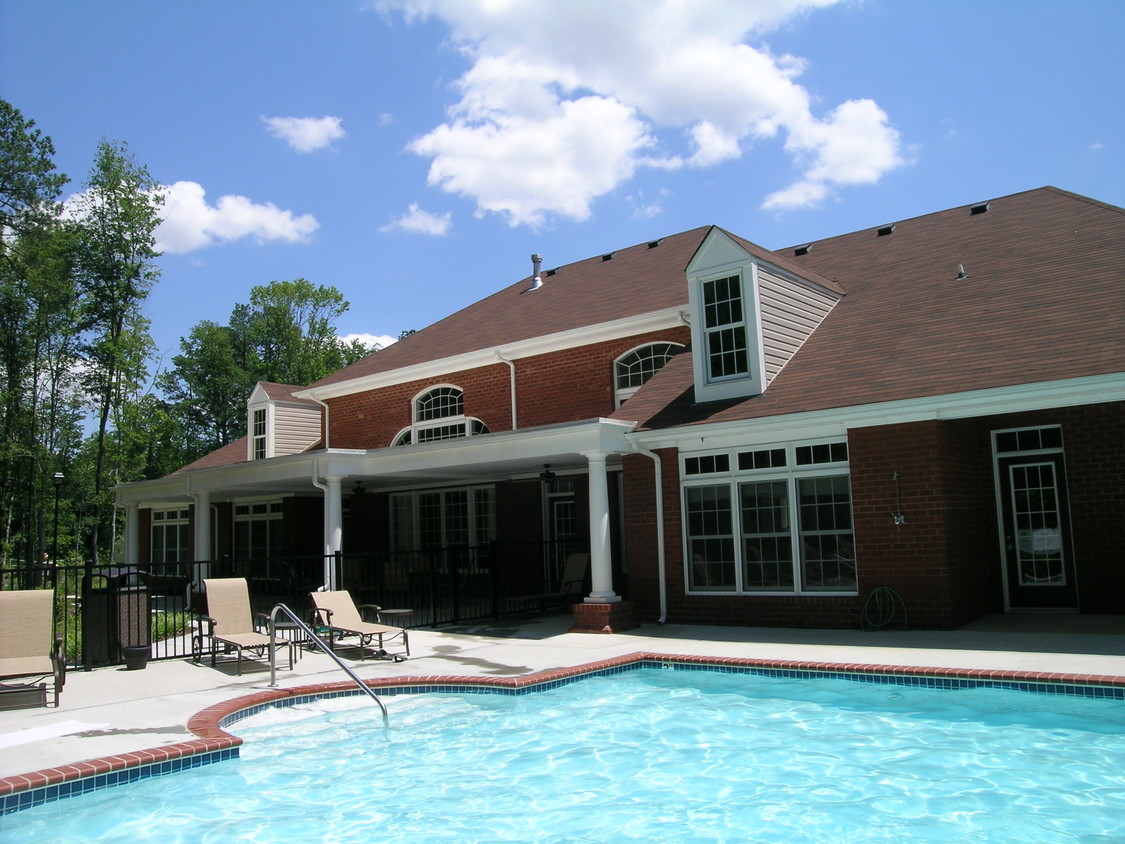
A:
[569,600,639,634]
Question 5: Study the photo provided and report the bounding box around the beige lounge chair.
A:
[0,589,65,708]
[193,578,291,674]
[311,590,409,660]
[505,552,589,612]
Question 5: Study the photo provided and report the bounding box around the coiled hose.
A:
[860,586,908,631]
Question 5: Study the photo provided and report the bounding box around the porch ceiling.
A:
[116,418,636,507]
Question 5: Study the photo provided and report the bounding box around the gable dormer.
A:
[686,227,843,403]
[247,382,323,461]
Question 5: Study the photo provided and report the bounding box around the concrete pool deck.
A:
[2,612,1125,786]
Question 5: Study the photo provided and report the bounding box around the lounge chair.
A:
[310,590,409,660]
[0,589,65,708]
[193,577,291,674]
[505,552,589,612]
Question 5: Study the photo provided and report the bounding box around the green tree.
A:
[71,139,163,564]
[0,98,68,251]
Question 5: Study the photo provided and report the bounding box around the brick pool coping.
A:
[4,652,1125,813]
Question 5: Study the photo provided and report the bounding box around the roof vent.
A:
[794,243,812,256]
[971,202,991,215]
[956,264,969,280]
[545,268,557,277]
[647,239,663,249]
[877,224,896,237]
[522,253,543,293]
[601,252,615,261]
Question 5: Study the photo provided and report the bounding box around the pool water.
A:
[5,668,1125,842]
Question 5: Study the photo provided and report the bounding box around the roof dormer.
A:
[246,382,323,461]
[686,227,843,403]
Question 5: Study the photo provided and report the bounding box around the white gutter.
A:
[309,395,331,449]
[631,442,667,624]
[495,351,518,429]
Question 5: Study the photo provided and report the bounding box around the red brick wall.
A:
[621,400,1125,630]
[326,327,690,448]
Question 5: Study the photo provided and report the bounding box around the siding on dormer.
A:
[758,265,840,385]
[272,403,321,455]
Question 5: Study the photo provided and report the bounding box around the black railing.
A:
[0,538,588,669]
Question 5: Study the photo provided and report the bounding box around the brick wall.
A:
[620,400,1125,630]
[326,327,690,448]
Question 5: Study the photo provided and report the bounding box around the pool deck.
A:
[3,612,1125,788]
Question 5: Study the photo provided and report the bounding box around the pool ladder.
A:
[267,602,389,721]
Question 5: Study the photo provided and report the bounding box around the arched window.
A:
[394,386,489,446]
[614,342,684,406]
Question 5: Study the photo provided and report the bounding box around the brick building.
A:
[117,186,1125,630]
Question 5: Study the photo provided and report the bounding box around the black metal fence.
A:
[0,539,588,669]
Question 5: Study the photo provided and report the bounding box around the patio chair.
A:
[504,552,589,613]
[193,577,291,675]
[310,590,409,660]
[0,589,65,708]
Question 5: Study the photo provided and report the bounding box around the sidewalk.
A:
[3,613,1125,781]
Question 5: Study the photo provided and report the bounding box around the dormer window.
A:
[251,408,267,460]
[701,274,750,382]
[393,386,489,446]
[614,342,684,406]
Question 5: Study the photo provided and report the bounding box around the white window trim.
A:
[614,341,685,407]
[680,438,856,597]
[687,263,766,402]
[248,404,272,460]
[393,384,488,445]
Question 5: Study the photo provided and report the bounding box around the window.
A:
[251,408,266,460]
[393,386,489,446]
[233,500,283,559]
[702,274,749,382]
[390,486,495,556]
[151,508,190,563]
[683,440,855,594]
[614,342,684,406]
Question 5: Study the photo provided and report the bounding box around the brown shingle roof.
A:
[173,436,250,473]
[310,227,714,388]
[618,187,1125,430]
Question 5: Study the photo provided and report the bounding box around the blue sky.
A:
[2,0,1122,367]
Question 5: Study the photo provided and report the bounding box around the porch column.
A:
[582,450,619,603]
[323,474,343,590]
[192,490,211,566]
[124,502,140,564]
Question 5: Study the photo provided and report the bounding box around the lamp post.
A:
[52,473,64,581]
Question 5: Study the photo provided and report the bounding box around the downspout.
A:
[631,442,668,623]
[309,395,330,449]
[495,351,517,429]
[311,461,330,590]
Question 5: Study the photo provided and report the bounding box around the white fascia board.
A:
[629,372,1125,452]
[297,308,687,401]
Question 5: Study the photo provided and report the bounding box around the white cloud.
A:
[341,332,396,350]
[378,0,906,223]
[154,181,319,253]
[262,115,346,152]
[380,202,453,235]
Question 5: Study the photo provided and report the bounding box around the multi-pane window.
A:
[683,440,855,594]
[233,500,283,559]
[151,508,190,563]
[614,342,684,406]
[390,487,495,557]
[702,274,749,381]
[251,408,266,460]
[393,386,488,446]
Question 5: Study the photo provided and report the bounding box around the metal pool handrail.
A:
[268,602,389,721]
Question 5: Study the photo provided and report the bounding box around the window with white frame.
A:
[701,274,749,383]
[392,385,489,445]
[251,408,267,460]
[614,342,684,406]
[390,486,495,556]
[151,508,190,563]
[683,440,855,594]
[233,500,283,559]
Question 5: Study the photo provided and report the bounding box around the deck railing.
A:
[0,539,587,669]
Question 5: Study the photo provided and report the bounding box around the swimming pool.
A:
[4,662,1125,842]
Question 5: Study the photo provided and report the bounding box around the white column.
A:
[191,491,211,595]
[583,450,620,603]
[323,474,343,590]
[125,502,140,564]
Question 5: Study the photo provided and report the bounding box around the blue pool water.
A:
[4,668,1125,842]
